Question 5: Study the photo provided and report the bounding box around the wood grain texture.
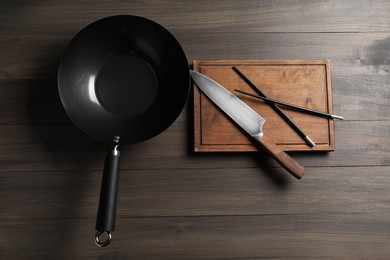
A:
[2,167,390,258]
[2,32,390,79]
[2,167,390,220]
[193,60,334,152]
[1,0,389,33]
[0,76,388,124]
[0,121,389,172]
[2,213,390,259]
[1,0,389,259]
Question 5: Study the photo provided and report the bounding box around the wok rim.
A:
[57,15,190,144]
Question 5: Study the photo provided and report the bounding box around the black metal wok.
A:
[57,15,189,247]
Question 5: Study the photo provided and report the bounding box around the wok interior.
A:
[95,53,159,118]
[58,16,189,144]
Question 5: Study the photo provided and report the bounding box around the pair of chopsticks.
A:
[232,66,343,147]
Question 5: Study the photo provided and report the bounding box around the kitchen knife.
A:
[191,70,304,179]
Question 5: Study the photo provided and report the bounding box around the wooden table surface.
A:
[1,1,389,259]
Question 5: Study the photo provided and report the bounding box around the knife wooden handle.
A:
[258,135,305,179]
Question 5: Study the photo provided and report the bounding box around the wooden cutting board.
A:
[193,60,335,152]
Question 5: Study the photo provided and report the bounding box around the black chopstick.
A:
[234,89,344,120]
[232,66,316,147]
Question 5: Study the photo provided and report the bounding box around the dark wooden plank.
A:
[182,32,390,77]
[0,75,388,125]
[0,33,66,79]
[1,0,389,33]
[2,213,390,259]
[0,121,387,172]
[1,167,390,220]
[332,75,390,121]
[1,32,390,79]
[0,79,70,125]
[0,120,389,171]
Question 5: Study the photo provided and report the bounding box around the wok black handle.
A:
[95,140,120,247]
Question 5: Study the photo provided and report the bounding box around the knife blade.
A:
[191,70,304,179]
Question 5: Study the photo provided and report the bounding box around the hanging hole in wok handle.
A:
[95,136,120,247]
[95,230,112,247]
